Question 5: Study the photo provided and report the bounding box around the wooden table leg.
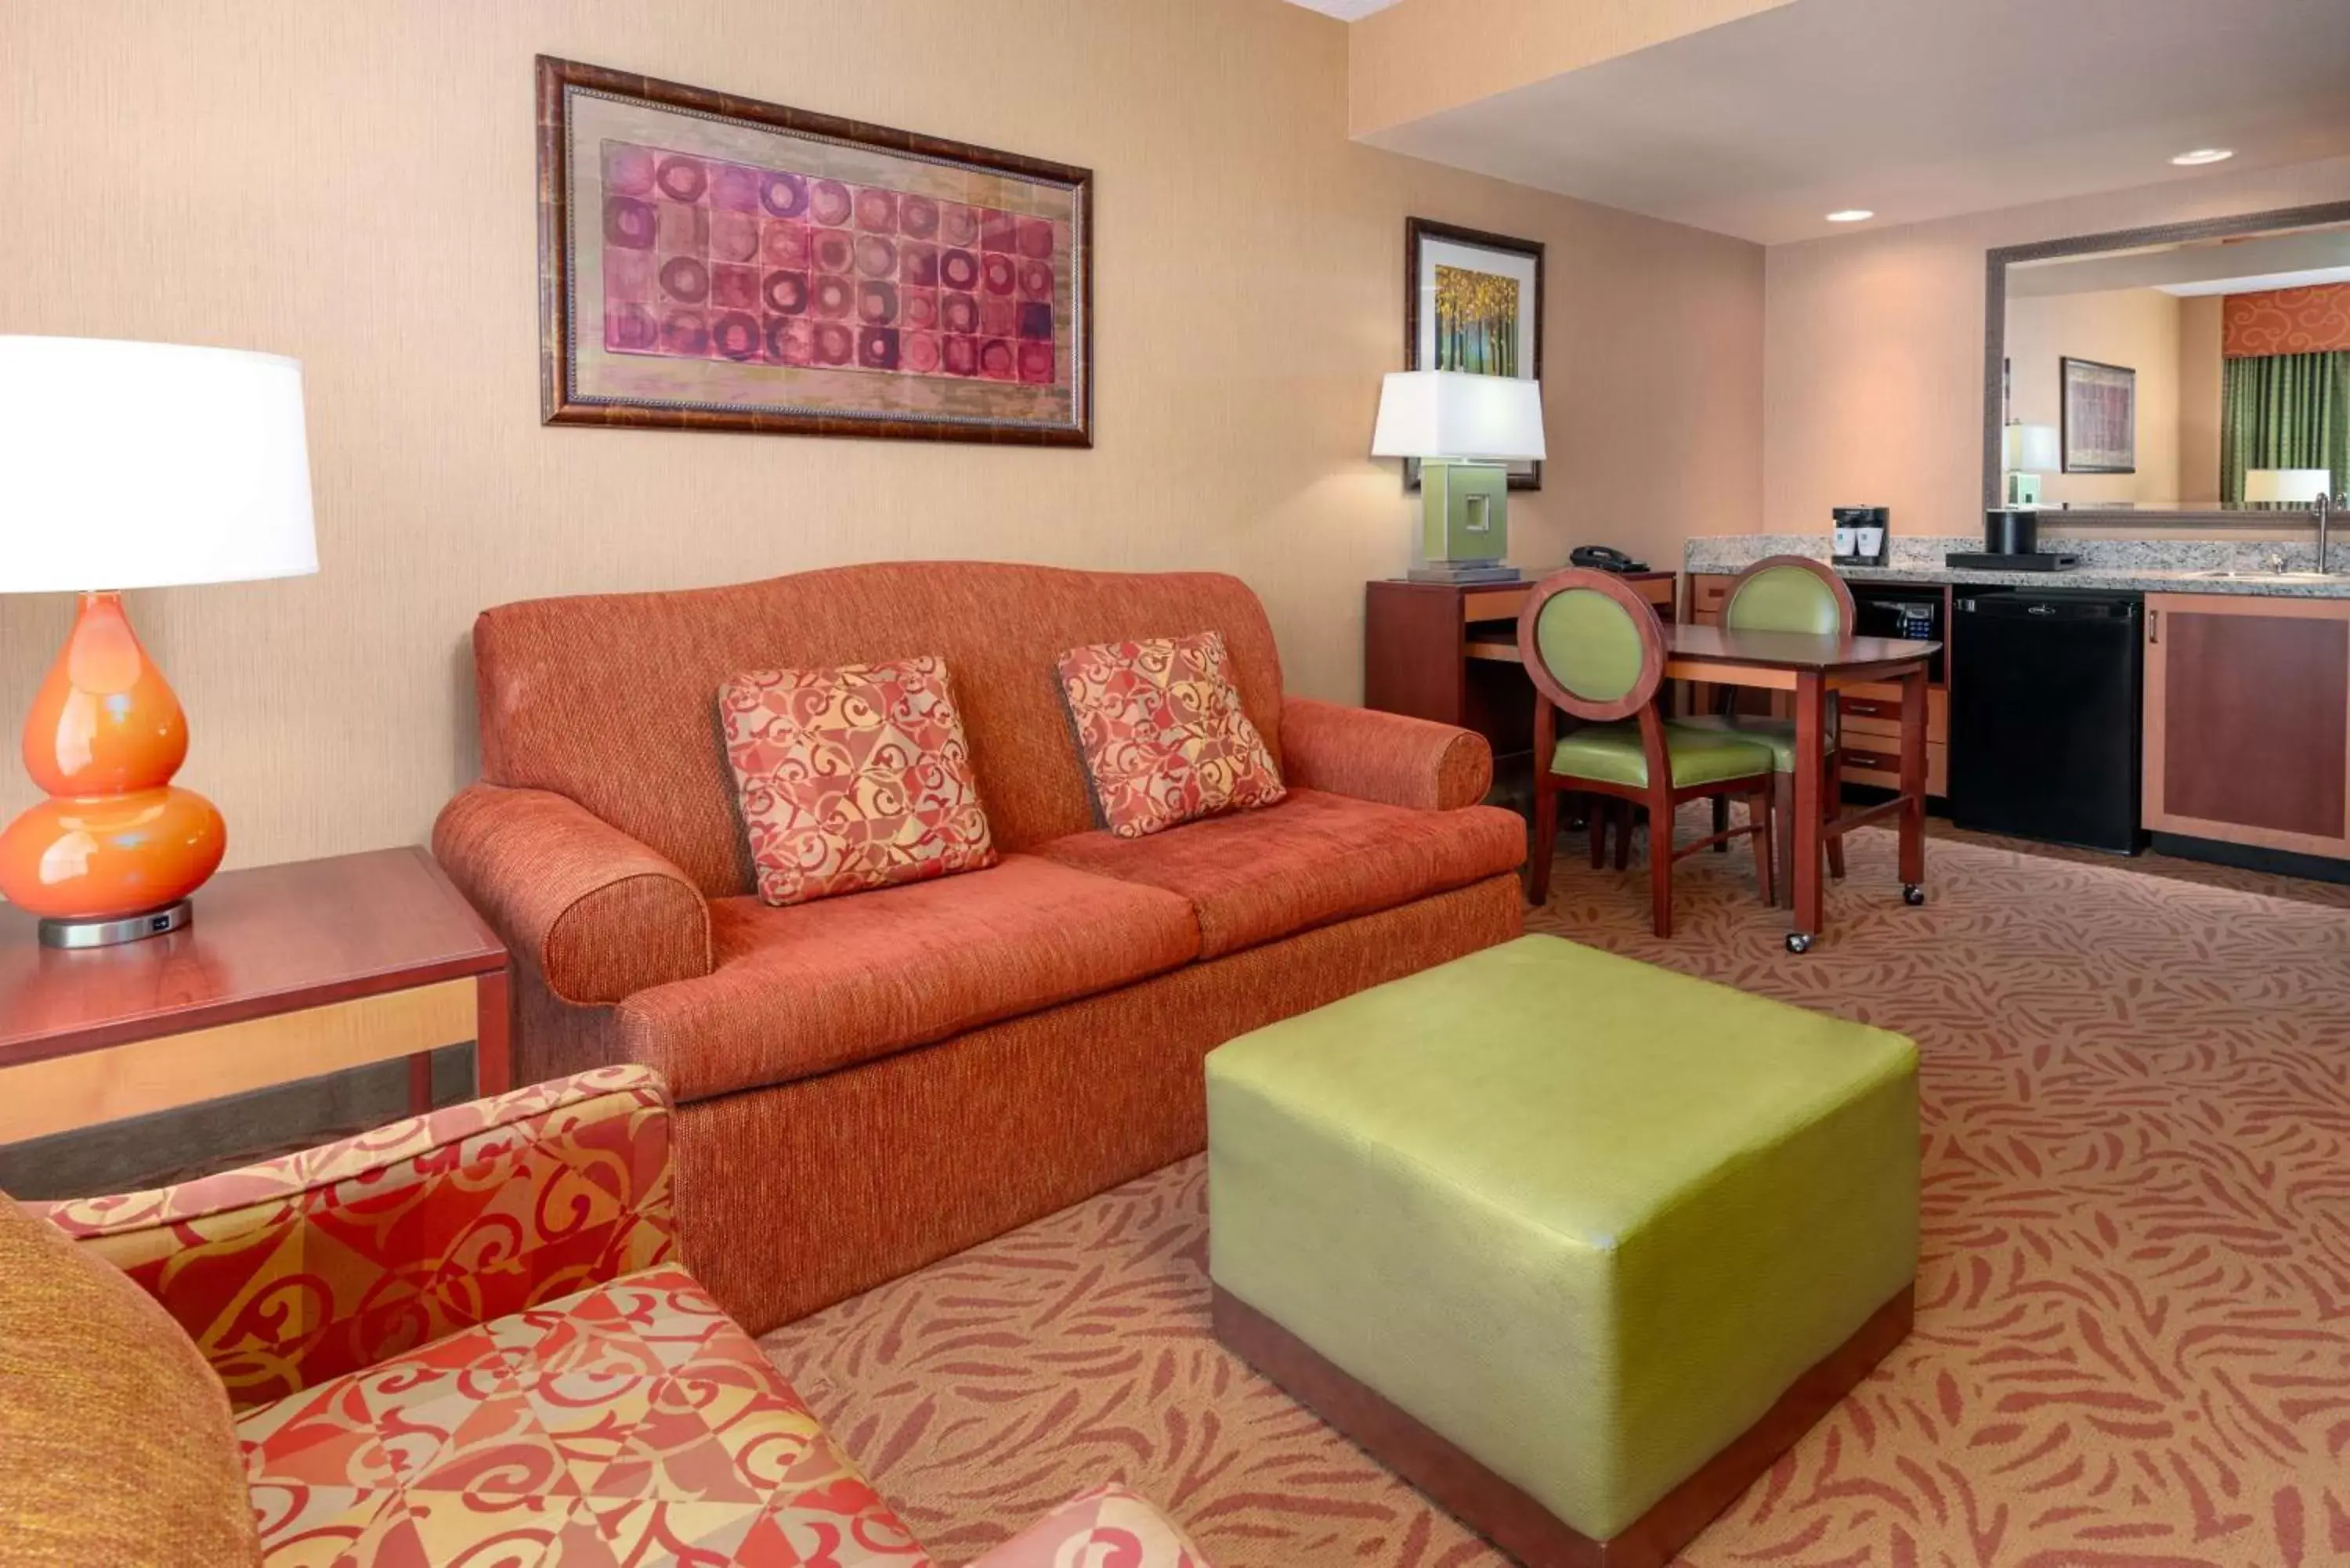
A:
[1789,670,1827,951]
[475,966,512,1097]
[1898,664,1928,899]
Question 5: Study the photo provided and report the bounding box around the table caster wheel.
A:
[1902,883,1925,907]
[1785,932,1813,955]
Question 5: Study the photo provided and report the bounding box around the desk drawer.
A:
[1842,741,1947,797]
[1840,687,1948,744]
[1690,574,1735,618]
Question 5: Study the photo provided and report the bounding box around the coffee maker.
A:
[1946,508,2079,573]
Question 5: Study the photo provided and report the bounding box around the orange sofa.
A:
[433,562,1525,1334]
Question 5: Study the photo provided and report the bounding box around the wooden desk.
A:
[1367,572,1676,758]
[0,847,509,1147]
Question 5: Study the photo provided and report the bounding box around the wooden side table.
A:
[0,847,509,1148]
[1365,571,1677,759]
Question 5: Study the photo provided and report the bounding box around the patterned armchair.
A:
[1,1066,1208,1568]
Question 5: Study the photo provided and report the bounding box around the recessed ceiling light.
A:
[1825,209,1875,223]
[2171,148,2234,166]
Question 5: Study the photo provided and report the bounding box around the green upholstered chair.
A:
[1682,555,1856,900]
[1519,569,1775,935]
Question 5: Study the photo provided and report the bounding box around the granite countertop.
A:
[1683,534,2350,598]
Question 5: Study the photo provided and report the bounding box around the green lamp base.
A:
[1411,457,1516,583]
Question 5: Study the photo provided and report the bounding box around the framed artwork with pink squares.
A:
[537,56,1093,446]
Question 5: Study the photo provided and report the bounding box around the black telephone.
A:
[1569,544,1647,573]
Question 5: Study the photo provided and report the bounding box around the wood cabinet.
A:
[1683,572,1951,792]
[2143,593,2350,858]
[1365,573,1676,761]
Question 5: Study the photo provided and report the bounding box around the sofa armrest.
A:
[1280,696,1492,811]
[970,1487,1211,1567]
[434,782,712,1005]
[27,1067,675,1411]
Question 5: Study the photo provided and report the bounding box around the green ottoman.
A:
[1206,934,1918,1567]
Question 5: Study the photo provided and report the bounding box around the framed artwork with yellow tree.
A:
[1404,217,1544,490]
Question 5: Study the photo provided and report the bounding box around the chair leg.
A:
[1531,777,1559,905]
[1771,771,1797,911]
[1750,784,1776,905]
[1589,794,1608,870]
[1613,800,1632,873]
[1712,795,1729,852]
[1824,747,1847,881]
[1648,789,1674,938]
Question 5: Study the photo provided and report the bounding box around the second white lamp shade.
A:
[0,335,318,594]
[2002,422,2060,475]
[2244,468,2333,504]
[1372,370,1547,462]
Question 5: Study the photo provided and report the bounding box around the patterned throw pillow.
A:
[720,656,996,906]
[1056,630,1285,838]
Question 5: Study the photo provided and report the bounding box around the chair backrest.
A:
[468,562,1288,894]
[1516,569,1666,722]
[1723,555,1854,637]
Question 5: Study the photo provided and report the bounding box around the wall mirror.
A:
[1985,200,2350,523]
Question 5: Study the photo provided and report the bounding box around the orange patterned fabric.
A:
[33,1067,675,1411]
[433,785,711,1006]
[720,656,997,907]
[2223,282,2350,356]
[1057,630,1285,838]
[1037,789,1525,958]
[667,873,1526,1333]
[465,563,1289,893]
[613,854,1199,1103]
[1278,695,1495,811]
[237,1266,929,1567]
[1,1197,264,1566]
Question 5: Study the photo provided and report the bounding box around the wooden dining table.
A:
[1467,620,1940,952]
[1661,625,1940,952]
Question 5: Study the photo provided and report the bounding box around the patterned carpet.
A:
[762,818,2350,1568]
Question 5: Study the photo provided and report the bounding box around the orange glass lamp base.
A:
[0,592,227,941]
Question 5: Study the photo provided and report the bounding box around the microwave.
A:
[1848,582,1944,684]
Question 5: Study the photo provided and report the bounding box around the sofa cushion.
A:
[237,1266,927,1566]
[719,655,996,907]
[0,1197,262,1567]
[617,854,1201,1102]
[1056,630,1286,838]
[1035,789,1525,959]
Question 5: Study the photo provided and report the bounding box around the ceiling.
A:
[1281,0,1401,18]
[1350,0,2350,244]
[2007,223,2350,298]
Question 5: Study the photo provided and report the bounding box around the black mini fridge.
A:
[1949,588,2146,854]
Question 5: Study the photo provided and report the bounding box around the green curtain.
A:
[2221,350,2350,502]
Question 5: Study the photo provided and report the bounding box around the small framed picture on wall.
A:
[1405,218,1544,490]
[2059,356,2135,474]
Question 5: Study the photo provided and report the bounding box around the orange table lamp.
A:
[0,337,316,948]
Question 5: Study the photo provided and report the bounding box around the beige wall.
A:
[0,0,1762,873]
[1760,154,2350,537]
[2177,294,2225,504]
[2003,288,2181,506]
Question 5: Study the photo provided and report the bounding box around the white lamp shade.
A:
[2003,422,2060,475]
[2243,468,2333,504]
[0,336,318,594]
[1371,370,1547,462]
